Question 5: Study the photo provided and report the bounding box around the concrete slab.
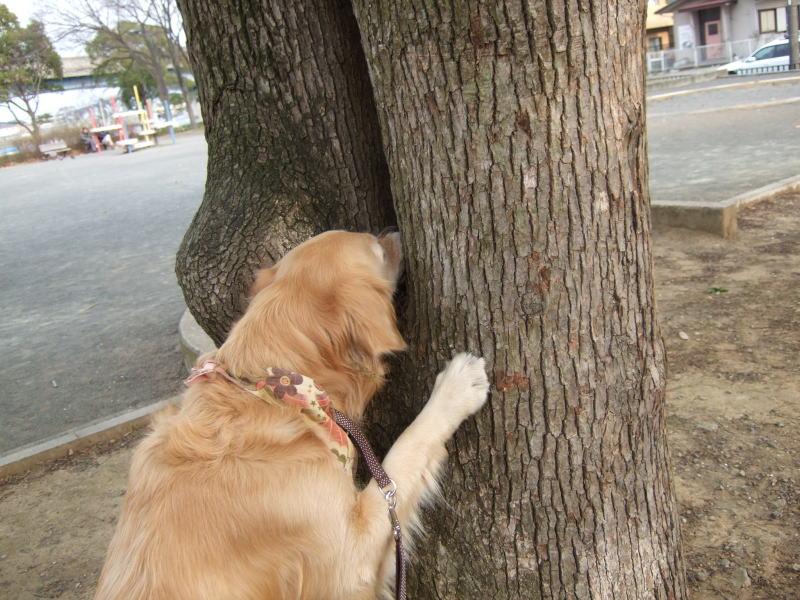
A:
[0,311,216,480]
[651,174,800,238]
[0,132,207,454]
[651,199,738,239]
[648,99,800,206]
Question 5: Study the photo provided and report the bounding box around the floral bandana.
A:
[185,362,354,471]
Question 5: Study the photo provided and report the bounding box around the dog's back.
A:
[95,383,356,599]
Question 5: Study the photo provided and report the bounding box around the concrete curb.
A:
[0,398,176,480]
[0,313,216,480]
[179,308,216,370]
[727,173,800,207]
[646,69,723,92]
[651,199,738,239]
[651,174,800,238]
[650,96,800,117]
[647,75,800,101]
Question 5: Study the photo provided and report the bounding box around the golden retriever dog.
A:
[95,230,489,599]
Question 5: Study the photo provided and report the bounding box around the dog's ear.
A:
[249,266,277,299]
[339,279,406,360]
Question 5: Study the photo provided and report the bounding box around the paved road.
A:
[648,76,800,115]
[1,76,798,455]
[647,77,800,204]
[648,70,800,96]
[0,134,207,453]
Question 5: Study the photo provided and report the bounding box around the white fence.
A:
[647,39,758,73]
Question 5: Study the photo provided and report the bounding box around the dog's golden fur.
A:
[95,230,488,600]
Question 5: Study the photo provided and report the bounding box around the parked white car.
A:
[721,37,796,75]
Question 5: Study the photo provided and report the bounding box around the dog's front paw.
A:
[432,353,490,419]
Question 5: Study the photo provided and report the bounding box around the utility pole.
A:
[790,0,800,70]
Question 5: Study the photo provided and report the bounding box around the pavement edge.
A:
[179,307,216,371]
[0,399,176,480]
[651,174,800,238]
[0,313,216,480]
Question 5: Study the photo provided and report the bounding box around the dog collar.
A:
[185,361,355,471]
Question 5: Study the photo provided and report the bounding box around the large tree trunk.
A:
[352,1,686,597]
[175,0,686,597]
[175,0,394,345]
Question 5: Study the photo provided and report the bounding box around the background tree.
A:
[45,0,195,124]
[0,4,62,148]
[175,1,687,598]
[142,0,196,126]
[85,22,163,108]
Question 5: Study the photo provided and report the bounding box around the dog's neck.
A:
[213,273,400,420]
[214,338,385,420]
[186,361,357,470]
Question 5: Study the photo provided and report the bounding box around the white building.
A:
[651,0,797,70]
[658,0,796,48]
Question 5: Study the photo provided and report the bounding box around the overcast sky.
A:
[3,0,85,55]
[3,0,47,26]
[1,0,98,124]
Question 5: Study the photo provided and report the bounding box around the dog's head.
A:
[218,230,405,416]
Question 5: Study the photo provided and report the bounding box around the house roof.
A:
[647,4,674,30]
[60,56,99,78]
[657,0,732,15]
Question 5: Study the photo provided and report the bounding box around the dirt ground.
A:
[0,194,798,599]
[654,192,800,599]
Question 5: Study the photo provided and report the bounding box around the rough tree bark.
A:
[175,0,394,344]
[351,2,686,597]
[176,0,686,597]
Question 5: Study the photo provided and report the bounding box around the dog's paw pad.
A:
[434,352,490,416]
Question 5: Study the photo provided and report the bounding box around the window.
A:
[649,36,663,51]
[759,9,777,33]
[753,45,777,61]
[759,7,800,33]
[774,43,790,58]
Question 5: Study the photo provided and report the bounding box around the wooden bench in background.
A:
[38,141,71,160]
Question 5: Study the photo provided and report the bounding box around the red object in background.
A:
[111,97,126,141]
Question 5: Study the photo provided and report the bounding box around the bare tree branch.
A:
[40,0,190,107]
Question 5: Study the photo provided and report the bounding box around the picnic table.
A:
[89,124,122,135]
